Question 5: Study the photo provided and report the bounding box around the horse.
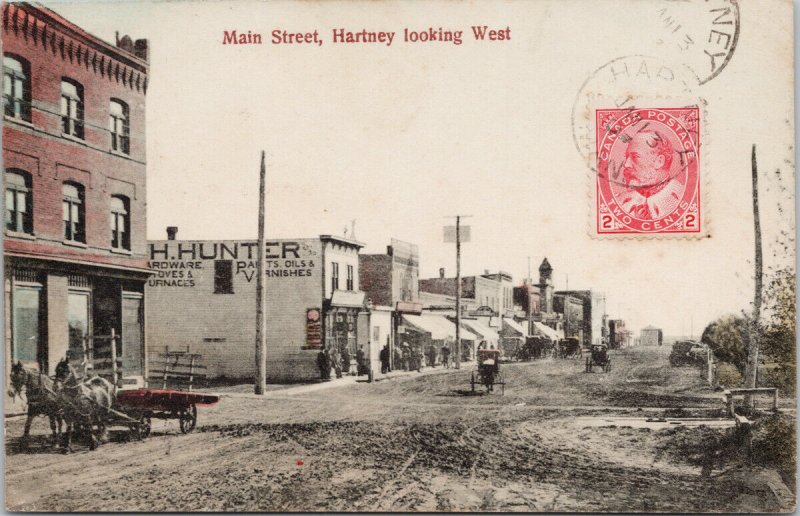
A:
[8,361,65,450]
[54,358,116,453]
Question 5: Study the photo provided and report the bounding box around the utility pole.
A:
[456,216,462,369]
[445,215,472,370]
[745,144,763,406]
[254,151,267,395]
[527,256,532,336]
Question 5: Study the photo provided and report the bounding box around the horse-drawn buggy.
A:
[8,335,219,453]
[470,349,505,394]
[584,344,611,373]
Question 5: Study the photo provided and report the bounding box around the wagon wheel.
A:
[130,412,152,441]
[179,405,197,434]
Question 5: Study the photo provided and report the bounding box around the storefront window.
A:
[12,285,41,368]
[67,291,91,361]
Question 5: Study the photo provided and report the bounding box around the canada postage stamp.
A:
[595,107,700,235]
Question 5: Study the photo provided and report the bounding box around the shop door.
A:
[121,293,143,377]
[12,286,42,370]
[67,291,91,363]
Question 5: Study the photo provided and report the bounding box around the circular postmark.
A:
[571,55,702,167]
[649,0,740,85]
[596,108,700,234]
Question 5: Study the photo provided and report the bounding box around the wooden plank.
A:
[148,370,208,378]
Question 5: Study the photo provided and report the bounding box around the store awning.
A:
[533,321,560,342]
[462,319,500,343]
[330,290,366,308]
[502,318,527,337]
[402,314,477,341]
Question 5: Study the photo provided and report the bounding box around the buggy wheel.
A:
[180,405,197,434]
[131,415,151,440]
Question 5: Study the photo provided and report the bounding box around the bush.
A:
[760,363,796,397]
[717,362,743,387]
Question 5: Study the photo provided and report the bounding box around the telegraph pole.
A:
[455,216,461,369]
[445,215,472,370]
[527,256,532,336]
[254,151,267,394]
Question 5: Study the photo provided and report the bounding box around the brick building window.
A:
[331,262,339,291]
[109,99,130,154]
[110,195,130,250]
[61,79,84,138]
[62,182,85,243]
[3,55,31,122]
[214,260,234,294]
[5,169,32,234]
[346,264,354,291]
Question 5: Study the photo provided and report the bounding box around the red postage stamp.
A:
[596,107,700,235]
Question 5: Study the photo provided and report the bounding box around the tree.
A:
[701,314,750,375]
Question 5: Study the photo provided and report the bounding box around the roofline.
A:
[319,235,364,249]
[18,2,148,72]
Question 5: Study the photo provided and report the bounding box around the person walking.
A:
[379,344,390,374]
[401,343,411,372]
[428,345,437,368]
[441,345,451,369]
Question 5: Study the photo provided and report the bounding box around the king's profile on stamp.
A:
[617,130,683,221]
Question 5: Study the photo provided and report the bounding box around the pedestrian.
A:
[415,346,423,372]
[401,343,410,371]
[428,345,437,368]
[441,345,450,368]
[317,348,330,381]
[332,346,342,379]
[341,346,351,376]
[356,346,367,376]
[379,344,390,374]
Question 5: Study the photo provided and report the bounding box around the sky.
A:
[35,0,796,336]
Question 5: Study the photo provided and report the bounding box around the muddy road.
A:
[4,346,795,512]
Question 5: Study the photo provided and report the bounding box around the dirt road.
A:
[4,346,795,512]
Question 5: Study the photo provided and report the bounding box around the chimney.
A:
[439,268,445,279]
[166,226,178,240]
[134,39,149,62]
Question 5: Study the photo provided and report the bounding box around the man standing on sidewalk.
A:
[317,348,330,381]
[380,344,391,374]
[441,345,451,368]
[341,346,351,376]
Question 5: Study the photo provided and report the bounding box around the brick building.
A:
[608,319,632,349]
[145,234,365,382]
[359,239,421,370]
[3,3,150,405]
[418,269,512,316]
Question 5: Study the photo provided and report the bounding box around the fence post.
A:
[773,388,779,411]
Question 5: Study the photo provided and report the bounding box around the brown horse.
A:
[54,359,116,452]
[8,361,65,450]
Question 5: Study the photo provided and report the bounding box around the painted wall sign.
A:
[306,308,322,349]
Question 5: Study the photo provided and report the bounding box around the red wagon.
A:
[114,389,219,438]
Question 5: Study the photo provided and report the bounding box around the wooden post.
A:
[110,328,118,387]
[455,215,461,370]
[255,151,268,394]
[773,388,779,411]
[163,345,169,389]
[188,354,195,392]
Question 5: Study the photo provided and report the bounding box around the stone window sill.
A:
[5,230,36,241]
[62,239,88,249]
